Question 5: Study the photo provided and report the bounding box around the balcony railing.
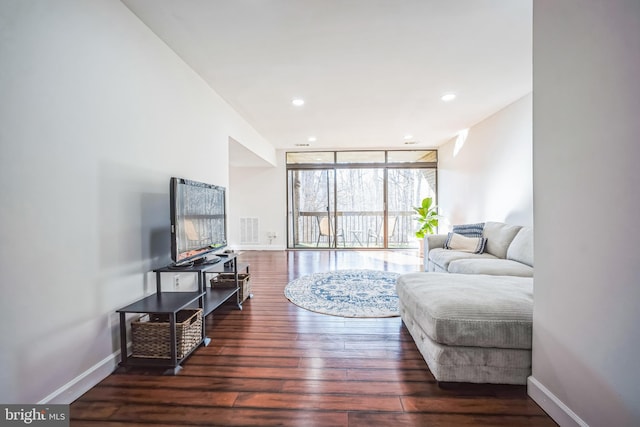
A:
[292,210,418,248]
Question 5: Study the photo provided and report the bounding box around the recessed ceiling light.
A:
[292,98,305,106]
[403,134,413,140]
[441,93,456,102]
[308,136,317,142]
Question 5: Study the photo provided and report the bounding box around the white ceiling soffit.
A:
[228,138,275,168]
[122,0,532,150]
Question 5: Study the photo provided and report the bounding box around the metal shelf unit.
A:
[115,253,247,374]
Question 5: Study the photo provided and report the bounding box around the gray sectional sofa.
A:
[425,222,533,277]
[398,221,534,385]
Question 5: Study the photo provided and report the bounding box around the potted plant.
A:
[413,197,439,238]
[413,197,439,259]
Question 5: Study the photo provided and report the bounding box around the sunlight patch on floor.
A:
[357,250,422,266]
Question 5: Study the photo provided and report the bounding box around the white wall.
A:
[531,1,640,426]
[229,151,286,250]
[0,0,272,403]
[437,93,533,229]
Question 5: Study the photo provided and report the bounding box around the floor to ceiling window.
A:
[287,150,437,249]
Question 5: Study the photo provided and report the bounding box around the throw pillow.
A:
[452,222,485,238]
[483,222,522,259]
[444,232,487,254]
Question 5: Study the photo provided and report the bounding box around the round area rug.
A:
[284,269,401,318]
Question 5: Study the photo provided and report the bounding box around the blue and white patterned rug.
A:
[284,269,401,318]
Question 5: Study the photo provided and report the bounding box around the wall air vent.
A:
[240,217,260,244]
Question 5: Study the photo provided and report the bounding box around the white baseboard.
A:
[38,351,120,404]
[527,376,588,427]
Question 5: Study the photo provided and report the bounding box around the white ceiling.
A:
[121,0,532,152]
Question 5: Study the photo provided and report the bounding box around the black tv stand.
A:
[194,255,221,265]
[115,253,248,374]
[167,256,221,270]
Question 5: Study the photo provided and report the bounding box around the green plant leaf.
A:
[413,197,440,237]
[422,197,433,210]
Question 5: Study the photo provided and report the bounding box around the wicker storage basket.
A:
[210,273,251,302]
[131,309,202,359]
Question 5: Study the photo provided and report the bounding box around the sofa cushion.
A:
[507,226,534,267]
[452,222,485,238]
[444,233,487,254]
[483,222,522,259]
[398,304,532,384]
[448,259,533,277]
[396,273,533,349]
[429,248,498,271]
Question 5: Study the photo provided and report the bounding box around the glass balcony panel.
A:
[287,169,335,248]
[336,168,384,247]
[387,168,437,249]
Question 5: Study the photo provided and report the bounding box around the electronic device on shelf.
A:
[170,177,227,267]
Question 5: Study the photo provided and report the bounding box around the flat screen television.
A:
[170,177,227,266]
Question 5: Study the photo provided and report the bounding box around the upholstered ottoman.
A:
[396,272,533,384]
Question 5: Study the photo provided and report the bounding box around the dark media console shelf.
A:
[116,253,248,374]
[155,254,249,316]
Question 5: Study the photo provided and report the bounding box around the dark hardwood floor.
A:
[71,250,556,426]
